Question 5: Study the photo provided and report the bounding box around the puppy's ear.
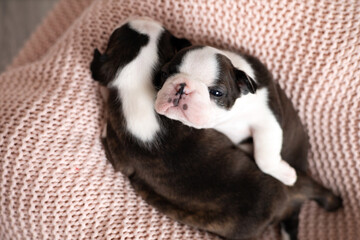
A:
[90,48,108,85]
[235,69,257,95]
[170,36,192,52]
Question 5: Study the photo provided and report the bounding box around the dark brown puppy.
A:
[91,18,341,240]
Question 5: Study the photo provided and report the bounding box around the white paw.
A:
[266,160,297,186]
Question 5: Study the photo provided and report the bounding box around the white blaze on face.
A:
[178,47,220,86]
[110,19,164,142]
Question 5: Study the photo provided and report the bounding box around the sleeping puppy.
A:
[91,18,342,240]
[155,46,305,186]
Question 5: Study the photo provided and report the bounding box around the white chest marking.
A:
[110,20,164,142]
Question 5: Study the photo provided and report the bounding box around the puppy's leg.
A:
[280,173,342,240]
[286,173,342,212]
[252,118,297,186]
[295,173,342,211]
[280,210,300,240]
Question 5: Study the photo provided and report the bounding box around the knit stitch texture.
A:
[0,0,359,239]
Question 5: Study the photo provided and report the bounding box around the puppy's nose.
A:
[176,83,186,96]
[173,83,186,107]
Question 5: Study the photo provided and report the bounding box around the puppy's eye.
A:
[209,89,223,97]
[161,71,168,79]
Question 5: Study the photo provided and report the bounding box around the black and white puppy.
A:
[155,46,306,186]
[91,18,341,240]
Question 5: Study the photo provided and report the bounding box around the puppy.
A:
[91,18,341,240]
[155,46,305,186]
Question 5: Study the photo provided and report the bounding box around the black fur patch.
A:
[90,24,149,86]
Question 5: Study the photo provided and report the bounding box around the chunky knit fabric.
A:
[1,0,359,239]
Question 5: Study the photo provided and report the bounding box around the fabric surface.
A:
[0,0,359,239]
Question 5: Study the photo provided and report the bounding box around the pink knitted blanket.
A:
[1,0,359,239]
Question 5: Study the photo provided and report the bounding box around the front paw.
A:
[272,160,297,186]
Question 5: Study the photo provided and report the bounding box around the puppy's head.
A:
[90,18,191,87]
[90,18,192,142]
[154,46,257,128]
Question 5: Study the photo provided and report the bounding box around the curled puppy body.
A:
[155,46,308,186]
[91,18,342,240]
